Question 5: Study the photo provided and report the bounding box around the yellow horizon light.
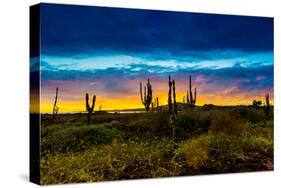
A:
[39,91,273,113]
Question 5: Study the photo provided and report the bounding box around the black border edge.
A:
[30,3,41,185]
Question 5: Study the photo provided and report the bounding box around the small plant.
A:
[140,78,153,112]
[86,93,96,125]
[52,87,59,120]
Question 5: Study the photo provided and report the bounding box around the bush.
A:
[245,120,273,140]
[176,110,211,139]
[114,111,170,139]
[178,135,210,169]
[232,107,267,123]
[41,125,124,154]
[240,136,273,156]
[178,131,273,172]
[210,112,245,136]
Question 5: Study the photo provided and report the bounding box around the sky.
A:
[34,3,274,113]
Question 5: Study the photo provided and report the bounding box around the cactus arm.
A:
[86,93,91,112]
[144,86,147,104]
[91,95,96,112]
[186,75,197,108]
[86,93,96,124]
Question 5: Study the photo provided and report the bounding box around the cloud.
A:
[193,64,273,94]
[40,3,273,56]
[40,50,273,74]
[40,49,273,98]
[41,62,273,96]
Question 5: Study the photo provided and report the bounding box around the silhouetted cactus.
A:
[265,94,270,115]
[168,76,173,114]
[168,75,177,138]
[152,97,160,112]
[156,97,159,112]
[52,87,59,120]
[172,80,178,114]
[140,78,153,112]
[86,93,96,124]
[151,102,155,112]
[186,75,197,108]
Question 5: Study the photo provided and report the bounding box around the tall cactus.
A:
[168,76,177,114]
[52,87,59,120]
[172,80,178,114]
[168,75,177,138]
[168,76,173,114]
[186,75,197,108]
[86,93,96,125]
[265,94,270,115]
[140,78,153,112]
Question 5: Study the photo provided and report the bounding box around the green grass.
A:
[41,139,181,184]
[40,106,273,185]
[42,125,124,155]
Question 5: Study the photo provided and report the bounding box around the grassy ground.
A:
[40,106,273,185]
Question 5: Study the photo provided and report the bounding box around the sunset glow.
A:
[31,4,273,113]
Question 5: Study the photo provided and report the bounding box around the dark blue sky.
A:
[40,3,273,57]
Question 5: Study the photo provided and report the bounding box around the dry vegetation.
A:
[40,106,273,185]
